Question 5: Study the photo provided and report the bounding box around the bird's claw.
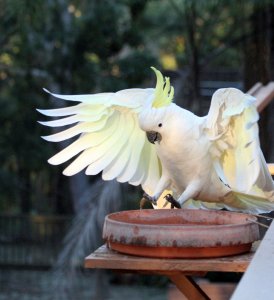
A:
[140,192,157,209]
[164,193,181,209]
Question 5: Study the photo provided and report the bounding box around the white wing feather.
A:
[205,88,274,201]
[38,88,161,195]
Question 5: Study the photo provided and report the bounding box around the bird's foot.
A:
[164,194,181,209]
[140,192,157,209]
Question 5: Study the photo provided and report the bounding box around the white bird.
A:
[38,68,274,213]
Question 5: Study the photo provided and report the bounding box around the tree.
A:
[0,0,156,214]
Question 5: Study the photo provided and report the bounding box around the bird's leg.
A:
[140,192,157,209]
[164,194,181,209]
[164,182,200,209]
[176,182,200,207]
[139,174,171,209]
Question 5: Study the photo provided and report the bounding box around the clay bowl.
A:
[103,209,259,258]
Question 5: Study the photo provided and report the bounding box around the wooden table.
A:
[85,243,257,300]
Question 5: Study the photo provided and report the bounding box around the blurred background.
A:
[1,0,274,299]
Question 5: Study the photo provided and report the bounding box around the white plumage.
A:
[38,69,274,213]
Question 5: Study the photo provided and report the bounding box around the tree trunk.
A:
[243,4,271,89]
[243,3,273,160]
[185,0,201,114]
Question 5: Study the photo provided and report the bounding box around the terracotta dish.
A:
[103,209,260,258]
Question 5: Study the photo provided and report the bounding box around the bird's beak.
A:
[146,131,161,144]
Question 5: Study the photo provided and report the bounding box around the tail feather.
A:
[180,192,274,214]
[229,191,274,214]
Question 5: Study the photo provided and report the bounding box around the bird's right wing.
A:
[38,88,161,195]
[205,88,274,201]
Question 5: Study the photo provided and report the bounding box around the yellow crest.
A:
[151,67,174,108]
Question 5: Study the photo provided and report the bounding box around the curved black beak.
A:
[146,131,161,144]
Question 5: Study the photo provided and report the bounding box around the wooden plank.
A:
[85,243,256,273]
[249,83,274,176]
[168,281,237,300]
[168,273,210,300]
[247,82,262,96]
[231,220,274,300]
[248,82,274,187]
[248,81,274,113]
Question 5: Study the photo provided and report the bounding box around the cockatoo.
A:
[38,67,274,214]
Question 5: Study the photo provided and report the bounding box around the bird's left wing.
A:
[38,88,161,194]
[205,88,274,201]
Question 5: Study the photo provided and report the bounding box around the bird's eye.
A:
[158,123,162,127]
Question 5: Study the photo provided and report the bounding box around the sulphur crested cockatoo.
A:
[38,68,274,214]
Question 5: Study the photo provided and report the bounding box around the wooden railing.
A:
[249,82,274,113]
[249,82,274,175]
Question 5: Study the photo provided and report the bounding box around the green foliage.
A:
[1,0,272,214]
[0,0,156,214]
[144,0,253,69]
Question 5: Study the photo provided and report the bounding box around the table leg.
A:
[168,273,211,300]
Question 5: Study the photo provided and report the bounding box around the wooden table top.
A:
[85,242,258,273]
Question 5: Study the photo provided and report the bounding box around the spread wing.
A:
[205,88,274,201]
[38,88,161,195]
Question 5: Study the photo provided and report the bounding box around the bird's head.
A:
[138,67,175,144]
